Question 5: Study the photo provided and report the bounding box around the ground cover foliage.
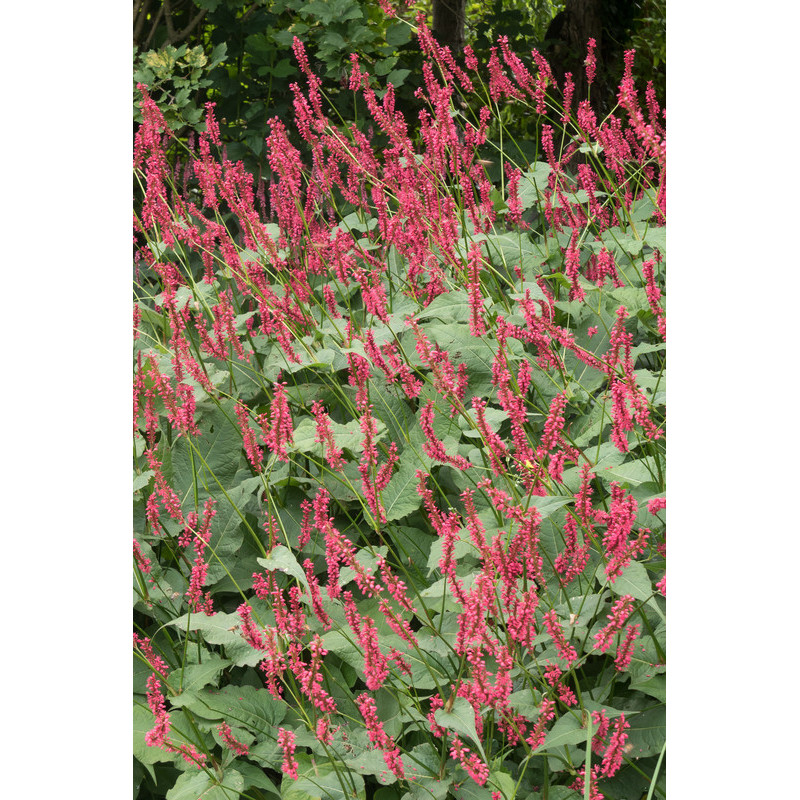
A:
[133,13,666,799]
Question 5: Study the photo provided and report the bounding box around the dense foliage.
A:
[133,0,665,173]
[134,14,666,800]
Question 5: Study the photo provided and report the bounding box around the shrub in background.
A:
[134,17,665,800]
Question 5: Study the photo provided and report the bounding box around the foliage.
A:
[133,41,229,130]
[133,1,665,177]
[469,0,565,53]
[134,0,422,174]
[134,16,666,800]
[627,0,666,104]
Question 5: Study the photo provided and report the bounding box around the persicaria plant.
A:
[134,15,665,800]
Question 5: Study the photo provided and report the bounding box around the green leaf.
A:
[370,378,418,448]
[427,534,475,576]
[517,162,553,210]
[603,457,660,487]
[235,760,281,797]
[133,704,174,765]
[386,68,411,86]
[616,233,644,255]
[599,560,652,602]
[282,754,366,800]
[298,0,335,24]
[133,470,154,491]
[434,696,485,756]
[625,706,666,758]
[168,611,264,667]
[166,768,244,800]
[539,788,582,800]
[629,196,658,222]
[385,21,412,46]
[413,290,471,323]
[171,401,243,501]
[133,704,204,766]
[507,689,541,719]
[629,673,666,703]
[320,630,363,672]
[168,656,230,694]
[526,495,575,519]
[169,684,286,733]
[381,458,423,521]
[293,415,388,456]
[539,712,586,751]
[257,544,311,594]
[321,31,347,50]
[271,57,296,78]
[373,56,398,76]
[643,224,666,253]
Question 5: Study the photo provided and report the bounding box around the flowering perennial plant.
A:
[134,20,666,800]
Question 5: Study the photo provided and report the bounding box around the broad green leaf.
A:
[483,233,544,273]
[292,416,387,455]
[168,655,230,694]
[625,705,666,758]
[517,162,553,210]
[427,534,475,576]
[434,696,485,756]
[235,760,281,797]
[387,525,434,572]
[507,689,541,719]
[343,748,396,780]
[282,754,366,800]
[133,470,154,491]
[629,196,658,222]
[321,31,347,50]
[320,460,363,504]
[166,768,244,800]
[599,560,652,602]
[629,673,666,703]
[539,712,586,751]
[169,684,285,732]
[369,375,417,445]
[133,704,204,765]
[257,544,310,594]
[413,290,472,323]
[616,232,644,255]
[509,280,549,303]
[385,21,412,46]
[171,401,243,500]
[603,457,660,487]
[404,772,451,800]
[381,458,423,521]
[526,495,574,519]
[168,611,264,667]
[539,788,582,800]
[386,68,411,86]
[453,770,516,800]
[643,225,666,253]
[320,630,363,672]
[133,704,174,765]
[282,348,339,374]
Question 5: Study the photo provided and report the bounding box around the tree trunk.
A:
[432,0,467,54]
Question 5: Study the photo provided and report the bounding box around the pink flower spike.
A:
[585,38,598,85]
[217,722,249,756]
[278,728,299,780]
[647,497,666,515]
[543,609,578,665]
